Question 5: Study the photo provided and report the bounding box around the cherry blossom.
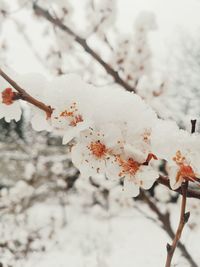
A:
[1,69,200,197]
[108,134,159,197]
[152,119,200,190]
[51,102,92,145]
[71,124,124,178]
[48,74,95,143]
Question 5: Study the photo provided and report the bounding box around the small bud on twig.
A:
[184,212,190,223]
[166,243,171,252]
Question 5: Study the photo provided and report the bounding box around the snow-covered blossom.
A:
[51,101,92,145]
[2,69,200,197]
[48,74,95,143]
[71,124,124,178]
[152,119,200,189]
[106,137,159,197]
[111,11,157,88]
[0,71,159,197]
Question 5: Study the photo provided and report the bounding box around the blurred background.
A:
[1,0,200,266]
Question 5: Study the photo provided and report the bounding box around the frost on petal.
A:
[123,178,140,197]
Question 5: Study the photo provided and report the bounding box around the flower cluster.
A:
[112,11,157,88]
[0,72,200,197]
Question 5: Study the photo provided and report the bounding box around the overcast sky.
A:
[2,0,200,75]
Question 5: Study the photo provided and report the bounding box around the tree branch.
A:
[31,4,200,201]
[1,69,200,200]
[165,119,196,267]
[165,182,190,267]
[157,176,200,200]
[32,3,136,93]
[0,68,53,118]
[141,191,198,267]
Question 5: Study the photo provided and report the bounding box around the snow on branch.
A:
[0,68,53,118]
[1,68,200,200]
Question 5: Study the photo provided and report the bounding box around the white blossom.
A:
[71,123,124,178]
[152,119,200,189]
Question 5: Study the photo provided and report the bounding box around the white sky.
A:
[2,0,200,74]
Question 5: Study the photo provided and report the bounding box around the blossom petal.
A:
[168,165,182,190]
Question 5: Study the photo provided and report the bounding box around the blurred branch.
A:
[0,68,53,118]
[165,182,190,267]
[32,3,136,93]
[157,176,200,199]
[12,19,47,68]
[141,191,198,267]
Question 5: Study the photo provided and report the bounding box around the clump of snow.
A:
[1,70,200,196]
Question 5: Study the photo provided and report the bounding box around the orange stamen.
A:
[60,110,74,117]
[117,156,140,177]
[88,140,107,158]
[69,115,83,127]
[173,150,198,184]
[2,88,15,105]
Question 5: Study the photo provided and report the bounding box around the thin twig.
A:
[141,191,198,267]
[1,69,200,200]
[165,119,197,267]
[32,3,136,93]
[0,68,53,117]
[165,182,189,267]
